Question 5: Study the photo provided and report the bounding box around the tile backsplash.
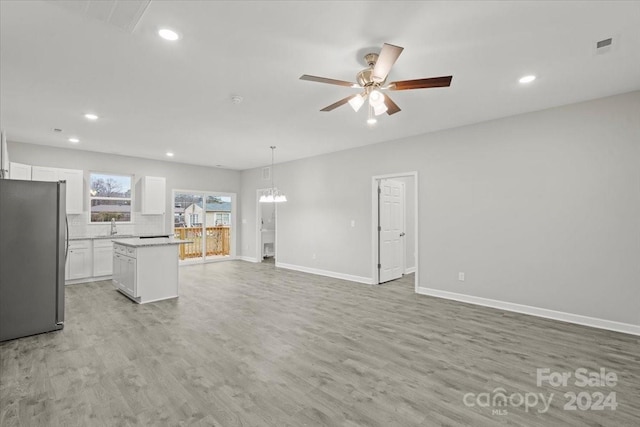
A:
[67,212,165,238]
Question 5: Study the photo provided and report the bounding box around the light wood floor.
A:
[1,261,638,426]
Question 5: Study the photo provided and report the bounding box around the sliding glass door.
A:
[173,191,235,263]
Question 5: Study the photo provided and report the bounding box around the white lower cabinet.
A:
[66,238,115,283]
[93,239,114,276]
[113,250,137,297]
[66,240,92,281]
[113,253,123,287]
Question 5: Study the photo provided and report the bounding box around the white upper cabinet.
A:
[31,166,59,182]
[9,162,32,180]
[58,168,84,214]
[141,176,166,214]
[32,166,84,214]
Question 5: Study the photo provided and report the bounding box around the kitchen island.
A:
[112,237,191,304]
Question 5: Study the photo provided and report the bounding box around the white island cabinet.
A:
[112,237,189,304]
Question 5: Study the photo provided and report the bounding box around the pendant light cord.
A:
[270,145,276,192]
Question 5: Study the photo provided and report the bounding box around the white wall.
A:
[240,91,640,327]
[7,142,241,236]
[7,91,639,328]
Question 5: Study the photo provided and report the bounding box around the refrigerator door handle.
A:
[65,216,69,260]
[56,182,66,328]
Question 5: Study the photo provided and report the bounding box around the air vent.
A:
[595,37,614,55]
[47,0,151,33]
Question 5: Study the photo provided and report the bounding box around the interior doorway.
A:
[379,179,405,282]
[256,188,277,263]
[371,172,418,291]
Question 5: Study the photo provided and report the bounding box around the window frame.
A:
[214,212,231,226]
[88,171,134,224]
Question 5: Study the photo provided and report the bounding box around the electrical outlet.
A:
[458,272,465,281]
[312,253,316,260]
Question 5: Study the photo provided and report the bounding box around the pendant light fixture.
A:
[259,146,287,203]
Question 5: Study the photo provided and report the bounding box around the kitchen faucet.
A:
[110,218,118,235]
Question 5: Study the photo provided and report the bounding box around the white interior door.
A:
[379,179,404,283]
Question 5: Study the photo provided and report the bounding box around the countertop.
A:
[69,234,167,241]
[112,237,192,248]
[69,234,138,241]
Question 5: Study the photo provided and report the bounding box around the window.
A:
[214,212,230,226]
[188,213,199,226]
[89,172,132,222]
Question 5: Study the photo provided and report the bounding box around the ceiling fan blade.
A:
[372,43,404,83]
[388,76,453,91]
[384,95,401,115]
[320,95,357,112]
[300,74,357,87]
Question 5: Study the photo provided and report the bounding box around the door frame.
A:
[255,188,278,262]
[371,171,418,292]
[172,189,237,264]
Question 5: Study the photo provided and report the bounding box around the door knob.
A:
[400,232,405,237]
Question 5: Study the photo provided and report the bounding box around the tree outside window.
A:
[89,173,133,222]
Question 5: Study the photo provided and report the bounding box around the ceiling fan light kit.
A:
[373,102,388,116]
[348,93,366,112]
[300,43,453,124]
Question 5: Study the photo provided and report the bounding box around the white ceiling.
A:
[1,1,639,170]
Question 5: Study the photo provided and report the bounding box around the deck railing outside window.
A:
[174,226,230,259]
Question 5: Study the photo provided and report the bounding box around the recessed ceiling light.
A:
[68,138,80,143]
[84,113,99,120]
[166,152,174,157]
[519,75,536,84]
[158,28,180,41]
[367,117,377,125]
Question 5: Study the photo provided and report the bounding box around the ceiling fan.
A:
[300,43,452,123]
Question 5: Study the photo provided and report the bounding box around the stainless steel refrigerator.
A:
[0,179,66,341]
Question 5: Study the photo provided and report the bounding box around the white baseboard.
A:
[405,267,416,274]
[276,262,373,285]
[65,276,111,285]
[417,287,640,336]
[238,256,260,263]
